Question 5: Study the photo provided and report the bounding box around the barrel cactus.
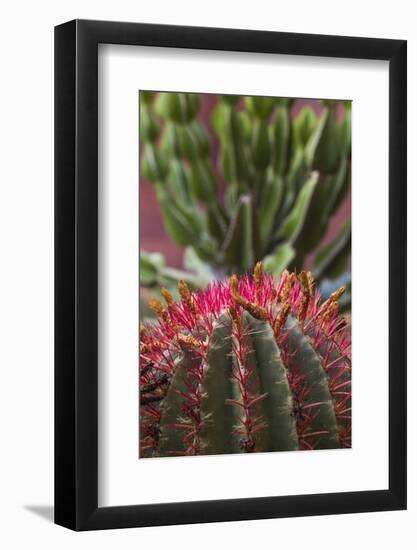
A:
[140,263,351,457]
[140,92,351,284]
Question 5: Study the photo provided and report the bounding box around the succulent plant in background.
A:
[140,91,351,306]
[140,263,351,457]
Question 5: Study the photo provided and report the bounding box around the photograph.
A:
[0,2,409,542]
[139,91,352,458]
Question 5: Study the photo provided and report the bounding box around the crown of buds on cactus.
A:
[140,263,351,457]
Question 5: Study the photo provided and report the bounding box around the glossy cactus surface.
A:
[140,264,351,457]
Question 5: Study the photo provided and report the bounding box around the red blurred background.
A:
[140,95,350,271]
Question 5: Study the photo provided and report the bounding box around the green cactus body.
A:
[140,265,351,457]
[139,92,351,291]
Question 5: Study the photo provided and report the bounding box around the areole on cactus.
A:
[140,262,351,457]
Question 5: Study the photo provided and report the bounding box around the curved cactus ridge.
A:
[140,263,351,457]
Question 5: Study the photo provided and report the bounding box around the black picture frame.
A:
[55,19,407,531]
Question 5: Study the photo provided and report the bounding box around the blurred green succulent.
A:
[140,91,351,301]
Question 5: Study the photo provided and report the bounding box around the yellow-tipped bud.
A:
[140,342,150,354]
[298,271,310,293]
[280,272,295,304]
[254,261,263,305]
[228,305,241,332]
[161,287,175,307]
[254,261,263,281]
[306,271,315,295]
[320,286,345,322]
[274,303,291,339]
[230,273,268,321]
[298,271,312,323]
[178,280,198,315]
[177,280,191,301]
[177,333,203,349]
[330,286,345,303]
[230,274,240,300]
[321,301,338,323]
[149,298,165,316]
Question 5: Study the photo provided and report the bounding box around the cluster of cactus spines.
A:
[140,91,351,283]
[139,262,351,457]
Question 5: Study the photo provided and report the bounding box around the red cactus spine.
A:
[140,263,351,457]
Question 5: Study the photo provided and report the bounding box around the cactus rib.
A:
[140,263,351,457]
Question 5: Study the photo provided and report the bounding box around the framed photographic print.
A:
[55,19,407,530]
